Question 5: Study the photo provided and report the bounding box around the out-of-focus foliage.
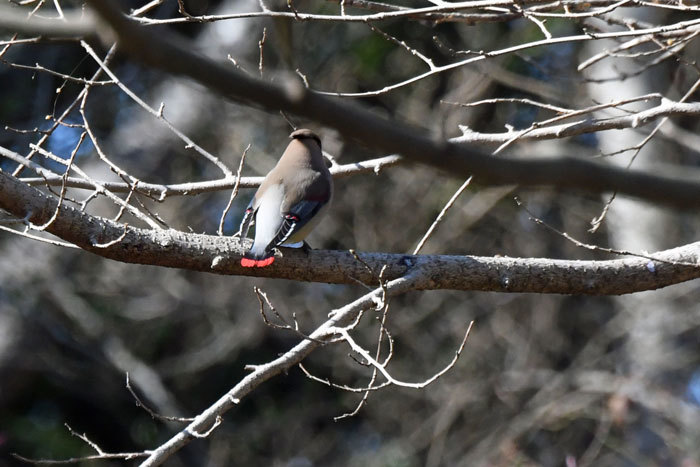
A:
[1,0,700,465]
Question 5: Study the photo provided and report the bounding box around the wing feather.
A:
[264,200,324,251]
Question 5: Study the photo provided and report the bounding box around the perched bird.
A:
[238,129,333,267]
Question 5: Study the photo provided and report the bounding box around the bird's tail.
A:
[240,250,275,268]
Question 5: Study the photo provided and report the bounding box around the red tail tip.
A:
[241,256,275,268]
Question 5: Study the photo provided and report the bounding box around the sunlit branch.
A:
[1,169,700,294]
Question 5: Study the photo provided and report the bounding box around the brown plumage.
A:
[239,129,333,267]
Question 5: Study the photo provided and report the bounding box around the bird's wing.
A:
[267,199,326,248]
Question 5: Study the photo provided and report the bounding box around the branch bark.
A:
[2,170,698,295]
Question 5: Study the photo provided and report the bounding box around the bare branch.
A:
[126,0,700,26]
[30,131,84,231]
[258,27,266,77]
[516,197,698,268]
[1,170,699,294]
[75,0,700,208]
[28,144,163,229]
[10,43,117,178]
[15,154,403,197]
[138,271,422,466]
[254,286,326,343]
[328,320,473,388]
[365,21,436,69]
[413,177,472,255]
[454,97,700,146]
[80,40,234,178]
[0,4,96,37]
[0,223,78,248]
[126,373,195,422]
[218,144,249,236]
[12,423,148,464]
[312,19,700,97]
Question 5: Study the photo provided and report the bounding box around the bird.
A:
[238,129,333,268]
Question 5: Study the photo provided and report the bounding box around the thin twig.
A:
[125,373,194,422]
[29,144,162,229]
[254,286,326,344]
[515,197,700,268]
[328,320,474,388]
[218,144,250,236]
[12,423,148,464]
[298,362,391,393]
[413,177,472,254]
[258,27,266,78]
[365,21,436,69]
[80,40,234,178]
[29,131,85,231]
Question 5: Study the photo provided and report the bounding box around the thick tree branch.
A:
[2,170,698,294]
[65,0,700,209]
